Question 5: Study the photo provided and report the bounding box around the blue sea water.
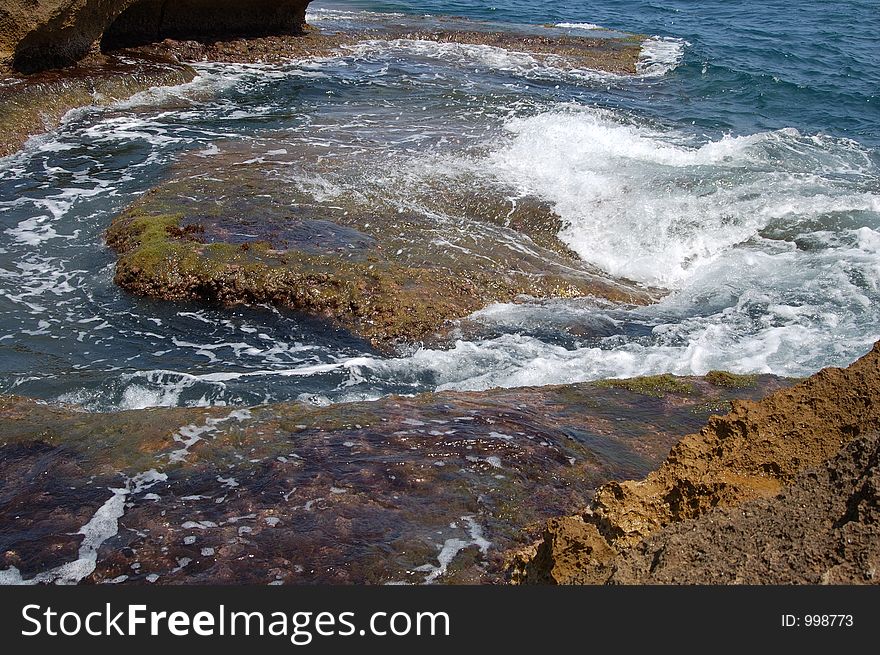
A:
[343,0,880,146]
[0,0,878,409]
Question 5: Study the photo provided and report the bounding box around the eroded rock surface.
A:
[610,432,880,584]
[509,341,880,584]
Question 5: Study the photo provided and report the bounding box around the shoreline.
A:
[2,342,876,585]
[1,2,877,587]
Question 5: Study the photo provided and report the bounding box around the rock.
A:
[1,1,641,75]
[516,516,617,585]
[0,52,195,157]
[0,374,788,584]
[101,0,311,51]
[1,10,646,158]
[609,431,880,584]
[0,0,312,73]
[0,0,313,155]
[105,143,656,350]
[370,29,644,76]
[130,25,645,72]
[508,340,880,583]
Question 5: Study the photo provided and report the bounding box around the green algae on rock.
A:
[705,370,759,389]
[597,374,696,397]
[105,144,656,349]
[0,373,790,584]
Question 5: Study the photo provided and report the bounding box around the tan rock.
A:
[512,340,880,583]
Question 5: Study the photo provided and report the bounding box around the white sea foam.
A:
[306,8,406,22]
[338,226,880,390]
[4,184,106,245]
[343,39,547,74]
[483,106,880,288]
[415,516,491,584]
[340,37,628,85]
[555,22,604,31]
[112,71,224,109]
[0,470,166,585]
[345,319,878,394]
[168,408,252,462]
[118,382,191,410]
[333,105,880,391]
[4,216,61,245]
[638,37,687,77]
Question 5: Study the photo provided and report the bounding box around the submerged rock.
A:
[0,375,788,584]
[508,340,880,584]
[131,26,645,75]
[0,52,195,158]
[105,144,655,350]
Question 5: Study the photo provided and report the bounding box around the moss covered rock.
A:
[106,145,656,349]
[705,370,759,388]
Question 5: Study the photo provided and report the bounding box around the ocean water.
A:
[0,0,878,410]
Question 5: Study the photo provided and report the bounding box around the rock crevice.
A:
[101,0,311,52]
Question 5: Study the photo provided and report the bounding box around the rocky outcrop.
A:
[101,0,311,51]
[609,432,880,584]
[0,0,312,73]
[131,26,646,72]
[509,340,880,584]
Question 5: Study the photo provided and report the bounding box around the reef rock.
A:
[0,0,312,73]
[105,142,655,350]
[0,375,788,584]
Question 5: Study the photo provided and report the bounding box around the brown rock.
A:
[609,431,880,584]
[0,374,789,584]
[511,340,880,584]
[513,516,617,585]
[0,0,312,73]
